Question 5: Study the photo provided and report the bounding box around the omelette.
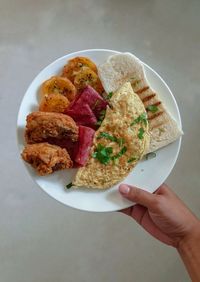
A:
[73,82,150,189]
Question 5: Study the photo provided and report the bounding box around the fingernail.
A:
[119,185,130,194]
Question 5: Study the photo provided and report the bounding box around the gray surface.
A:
[0,0,200,281]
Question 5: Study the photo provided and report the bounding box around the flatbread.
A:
[73,82,150,189]
[98,53,183,152]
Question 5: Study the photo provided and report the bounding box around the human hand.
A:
[119,183,200,248]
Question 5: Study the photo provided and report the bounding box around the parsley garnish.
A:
[92,145,127,164]
[99,109,106,117]
[97,132,117,142]
[96,120,102,126]
[97,132,125,146]
[92,144,113,165]
[147,105,158,113]
[66,182,73,189]
[127,157,137,163]
[106,92,113,100]
[112,146,127,161]
[113,158,119,165]
[146,152,156,160]
[131,113,147,126]
[96,110,106,126]
[138,128,145,139]
[117,137,125,147]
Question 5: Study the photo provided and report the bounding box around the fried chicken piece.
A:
[25,112,78,144]
[21,143,73,175]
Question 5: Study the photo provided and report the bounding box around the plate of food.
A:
[17,49,182,212]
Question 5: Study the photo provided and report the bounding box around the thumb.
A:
[119,184,156,209]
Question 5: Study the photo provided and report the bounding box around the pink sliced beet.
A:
[65,103,97,128]
[75,86,108,118]
[74,126,95,166]
[64,86,108,128]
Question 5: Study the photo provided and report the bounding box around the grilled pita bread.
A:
[98,53,183,152]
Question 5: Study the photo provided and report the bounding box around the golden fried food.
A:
[62,57,97,83]
[39,93,70,113]
[74,67,104,94]
[21,143,73,175]
[41,76,77,101]
[25,112,78,144]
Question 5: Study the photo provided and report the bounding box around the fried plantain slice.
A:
[62,57,98,83]
[41,76,77,101]
[74,67,104,94]
[39,93,70,113]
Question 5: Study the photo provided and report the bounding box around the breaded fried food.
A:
[21,143,73,175]
[62,57,98,83]
[41,76,77,101]
[39,93,70,113]
[25,112,78,144]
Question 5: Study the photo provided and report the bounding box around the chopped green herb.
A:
[93,144,127,165]
[131,113,147,126]
[106,92,113,99]
[96,120,102,126]
[117,137,125,147]
[128,157,137,163]
[97,132,125,147]
[97,132,117,142]
[92,144,113,165]
[138,128,145,139]
[146,152,156,160]
[99,110,106,120]
[112,146,127,160]
[66,182,73,189]
[96,110,106,126]
[147,105,159,113]
[100,109,106,116]
[113,158,119,165]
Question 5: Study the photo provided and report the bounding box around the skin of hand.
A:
[119,183,200,248]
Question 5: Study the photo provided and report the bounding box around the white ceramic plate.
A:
[17,49,182,212]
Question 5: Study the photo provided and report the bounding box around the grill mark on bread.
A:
[148,111,164,120]
[142,93,156,103]
[146,101,161,111]
[154,101,161,106]
[149,121,166,129]
[135,86,149,94]
[134,87,165,126]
